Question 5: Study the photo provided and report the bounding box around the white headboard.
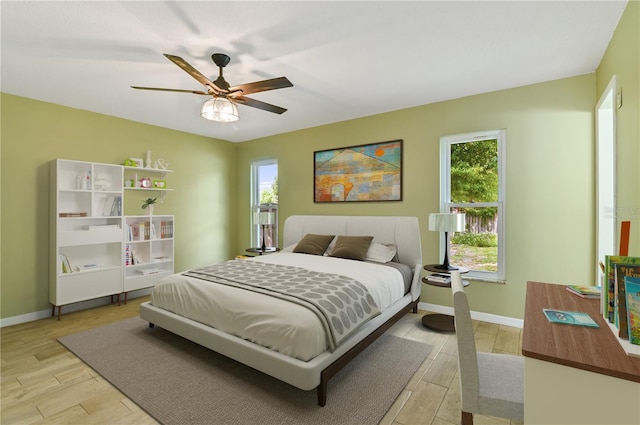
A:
[283,215,422,269]
[283,215,423,301]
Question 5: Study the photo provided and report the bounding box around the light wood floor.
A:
[1,296,524,425]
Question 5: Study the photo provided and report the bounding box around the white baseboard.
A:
[0,289,152,328]
[418,301,523,329]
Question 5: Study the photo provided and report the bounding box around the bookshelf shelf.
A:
[604,319,640,357]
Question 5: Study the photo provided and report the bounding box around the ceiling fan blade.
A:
[233,95,288,114]
[131,86,209,95]
[163,54,224,94]
[228,77,293,96]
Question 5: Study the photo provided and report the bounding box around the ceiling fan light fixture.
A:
[201,97,239,122]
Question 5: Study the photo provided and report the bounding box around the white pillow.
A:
[364,242,397,263]
[280,243,297,253]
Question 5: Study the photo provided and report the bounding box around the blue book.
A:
[624,276,640,345]
[543,309,599,328]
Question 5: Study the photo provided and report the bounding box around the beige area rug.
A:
[59,317,431,425]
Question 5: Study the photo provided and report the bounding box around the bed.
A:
[139,215,422,406]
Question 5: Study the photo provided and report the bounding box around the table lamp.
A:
[429,212,466,270]
[255,211,275,251]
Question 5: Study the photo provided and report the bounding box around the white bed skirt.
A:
[140,290,415,391]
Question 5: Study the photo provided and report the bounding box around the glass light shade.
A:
[428,213,466,233]
[254,211,275,225]
[201,97,239,122]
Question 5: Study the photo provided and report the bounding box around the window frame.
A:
[595,75,617,286]
[439,129,506,282]
[251,159,278,248]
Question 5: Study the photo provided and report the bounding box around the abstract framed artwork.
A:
[314,140,403,202]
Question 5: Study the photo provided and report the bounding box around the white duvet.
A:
[150,253,405,361]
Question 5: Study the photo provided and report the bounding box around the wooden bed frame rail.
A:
[316,298,419,406]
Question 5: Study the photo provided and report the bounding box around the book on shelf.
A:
[615,262,640,339]
[426,273,451,283]
[79,264,102,271]
[137,268,164,276]
[624,276,640,345]
[124,244,131,266]
[160,221,173,238]
[108,196,122,216]
[131,222,146,241]
[58,254,73,273]
[566,285,601,299]
[102,196,114,216]
[59,212,88,217]
[543,309,599,328]
[130,249,141,265]
[604,256,640,338]
[87,224,120,231]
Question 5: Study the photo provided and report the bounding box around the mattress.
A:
[150,253,408,361]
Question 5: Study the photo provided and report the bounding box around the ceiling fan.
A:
[132,53,293,121]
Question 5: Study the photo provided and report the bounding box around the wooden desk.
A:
[523,281,640,425]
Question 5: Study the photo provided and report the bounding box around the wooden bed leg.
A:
[461,411,474,425]
[317,379,328,407]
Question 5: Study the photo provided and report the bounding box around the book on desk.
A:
[543,309,599,328]
[566,285,601,299]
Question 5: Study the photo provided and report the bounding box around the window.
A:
[440,130,506,282]
[252,160,278,248]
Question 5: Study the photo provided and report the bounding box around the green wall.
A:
[1,94,237,318]
[596,0,639,257]
[236,74,596,320]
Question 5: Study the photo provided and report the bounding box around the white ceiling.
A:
[1,1,627,143]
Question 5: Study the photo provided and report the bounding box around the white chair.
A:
[451,272,524,425]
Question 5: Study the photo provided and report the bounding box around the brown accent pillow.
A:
[329,235,374,261]
[293,234,335,256]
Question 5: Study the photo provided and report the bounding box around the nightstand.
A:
[421,264,469,332]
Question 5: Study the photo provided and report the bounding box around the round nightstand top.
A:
[245,247,280,255]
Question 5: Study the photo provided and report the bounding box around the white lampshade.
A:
[428,213,466,233]
[255,211,275,225]
[201,97,239,122]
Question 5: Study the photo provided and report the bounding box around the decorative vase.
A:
[146,204,154,215]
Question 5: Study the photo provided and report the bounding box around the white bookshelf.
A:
[50,159,176,317]
[49,159,124,318]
